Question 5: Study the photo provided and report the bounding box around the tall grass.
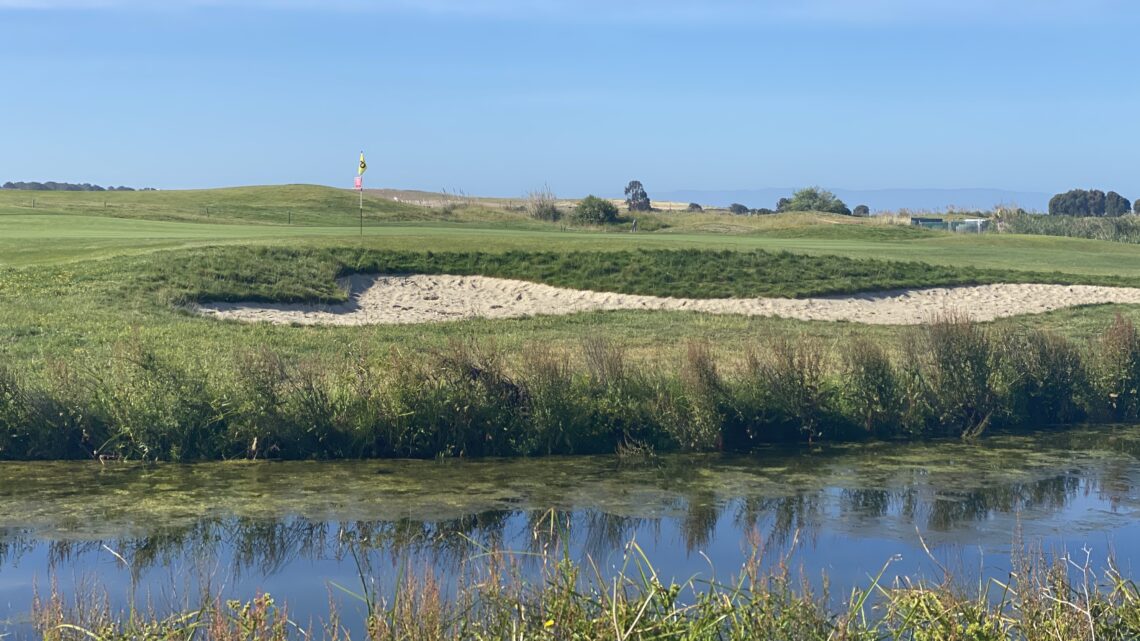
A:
[3,314,1136,461]
[1003,210,1140,244]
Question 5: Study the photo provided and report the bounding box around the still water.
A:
[2,425,1139,634]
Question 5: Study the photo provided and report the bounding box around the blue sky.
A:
[2,0,1139,198]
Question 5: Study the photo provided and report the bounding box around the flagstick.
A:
[359,176,363,237]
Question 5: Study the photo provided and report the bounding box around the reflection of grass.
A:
[34,536,1140,640]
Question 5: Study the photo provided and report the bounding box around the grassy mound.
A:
[137,245,1135,306]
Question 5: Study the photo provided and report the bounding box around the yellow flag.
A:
[358,152,367,176]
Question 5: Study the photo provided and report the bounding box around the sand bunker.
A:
[194,274,1140,326]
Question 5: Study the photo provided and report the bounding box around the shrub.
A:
[728,203,749,215]
[1090,314,1140,421]
[777,187,850,215]
[840,339,900,437]
[853,204,870,217]
[572,195,619,225]
[687,202,703,212]
[525,185,561,221]
[993,328,1087,426]
[732,338,836,445]
[520,344,588,454]
[908,314,998,438]
[674,340,725,450]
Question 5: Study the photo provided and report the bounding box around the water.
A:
[2,425,1140,635]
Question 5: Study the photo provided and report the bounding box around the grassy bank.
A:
[5,313,1140,461]
[145,245,1135,305]
[34,537,1140,640]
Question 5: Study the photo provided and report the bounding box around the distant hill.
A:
[653,188,1050,213]
[2,181,151,192]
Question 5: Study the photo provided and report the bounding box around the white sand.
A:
[193,274,1140,326]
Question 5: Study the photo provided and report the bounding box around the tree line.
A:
[729,187,868,217]
[1049,189,1139,216]
[1,181,152,191]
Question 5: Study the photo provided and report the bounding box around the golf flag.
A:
[358,152,367,176]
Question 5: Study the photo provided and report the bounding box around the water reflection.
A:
[0,426,1138,582]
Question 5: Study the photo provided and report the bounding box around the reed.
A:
[5,315,1140,461]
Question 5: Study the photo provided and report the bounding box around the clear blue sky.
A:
[2,0,1139,198]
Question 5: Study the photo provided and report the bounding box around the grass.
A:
[7,185,1140,461]
[138,245,1140,306]
[4,312,1140,461]
[33,533,1140,640]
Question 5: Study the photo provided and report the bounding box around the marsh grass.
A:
[5,314,1140,461]
[1003,210,1140,245]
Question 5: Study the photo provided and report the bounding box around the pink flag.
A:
[354,176,362,190]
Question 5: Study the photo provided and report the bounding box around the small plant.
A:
[524,184,560,221]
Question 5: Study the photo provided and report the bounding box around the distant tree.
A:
[728,203,750,215]
[573,195,619,224]
[778,187,851,215]
[853,204,871,217]
[687,202,703,212]
[1135,199,1140,215]
[0,181,135,191]
[1106,191,1132,217]
[1049,189,1109,216]
[1089,189,1107,216]
[751,208,776,215]
[624,180,651,212]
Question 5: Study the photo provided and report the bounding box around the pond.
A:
[2,424,1139,635]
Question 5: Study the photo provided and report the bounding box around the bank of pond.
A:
[3,313,1140,461]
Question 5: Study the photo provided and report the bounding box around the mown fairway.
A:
[6,185,1140,278]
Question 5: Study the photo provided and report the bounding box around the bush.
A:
[687,202,703,212]
[853,204,870,217]
[840,339,900,437]
[572,195,619,225]
[728,203,749,215]
[525,185,561,221]
[994,328,1087,426]
[908,314,998,438]
[1090,314,1140,421]
[735,338,837,444]
[674,340,725,450]
[777,187,850,215]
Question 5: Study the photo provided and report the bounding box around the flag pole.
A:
[359,175,363,237]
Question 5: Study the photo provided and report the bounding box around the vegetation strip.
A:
[144,246,1138,307]
[5,313,1140,461]
[33,538,1140,640]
